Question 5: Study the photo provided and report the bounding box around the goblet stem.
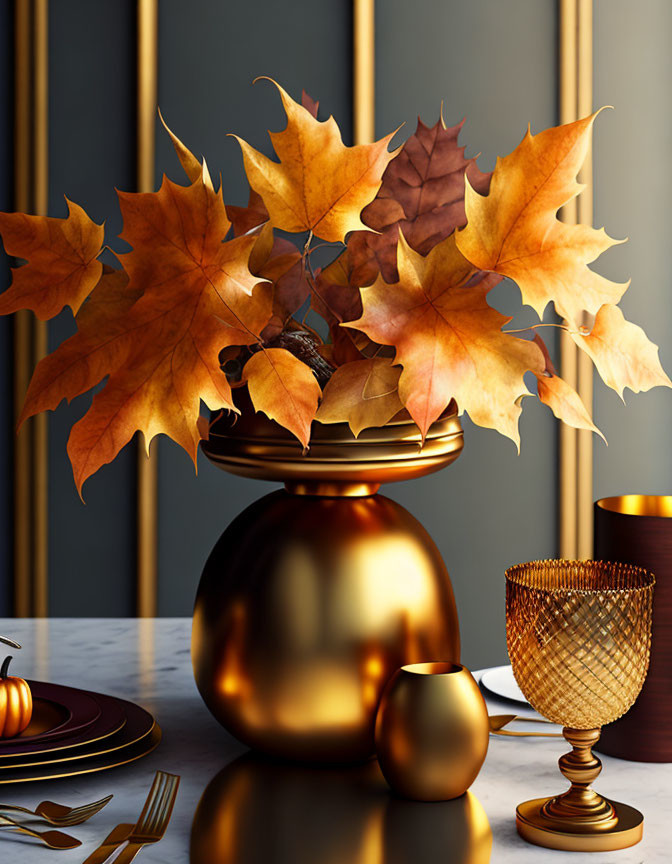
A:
[542,728,616,824]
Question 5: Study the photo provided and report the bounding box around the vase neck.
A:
[284,481,380,497]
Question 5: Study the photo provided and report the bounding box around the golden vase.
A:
[375,662,489,801]
[191,405,463,762]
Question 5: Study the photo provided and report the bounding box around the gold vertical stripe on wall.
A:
[353,0,375,145]
[558,0,594,559]
[33,0,49,617]
[136,0,158,617]
[13,0,49,617]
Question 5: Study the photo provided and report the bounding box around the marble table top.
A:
[0,618,669,863]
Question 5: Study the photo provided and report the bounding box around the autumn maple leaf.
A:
[348,116,491,285]
[0,199,104,319]
[456,111,627,328]
[345,232,544,443]
[243,347,321,447]
[571,304,672,398]
[18,267,141,426]
[532,334,604,440]
[316,357,403,437]
[17,173,270,494]
[231,78,398,243]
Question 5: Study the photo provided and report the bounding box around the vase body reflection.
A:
[190,754,492,864]
[192,406,463,763]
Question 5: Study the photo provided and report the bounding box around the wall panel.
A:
[47,0,136,616]
[593,0,672,498]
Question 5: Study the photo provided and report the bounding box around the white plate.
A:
[480,665,528,705]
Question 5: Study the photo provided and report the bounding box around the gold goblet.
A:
[505,559,654,852]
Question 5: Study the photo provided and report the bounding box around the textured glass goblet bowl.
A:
[506,559,654,728]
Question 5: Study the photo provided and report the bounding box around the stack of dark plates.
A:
[0,681,160,784]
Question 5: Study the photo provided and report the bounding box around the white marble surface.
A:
[0,618,668,863]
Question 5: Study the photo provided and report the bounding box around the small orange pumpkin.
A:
[0,637,32,738]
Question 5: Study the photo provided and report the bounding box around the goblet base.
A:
[516,797,643,852]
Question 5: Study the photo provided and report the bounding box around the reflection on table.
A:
[190,753,492,864]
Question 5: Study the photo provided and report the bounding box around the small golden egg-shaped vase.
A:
[375,662,489,801]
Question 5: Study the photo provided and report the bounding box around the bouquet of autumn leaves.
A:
[0,79,669,495]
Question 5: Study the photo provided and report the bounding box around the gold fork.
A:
[0,793,112,826]
[489,713,562,737]
[96,771,179,864]
[0,812,81,849]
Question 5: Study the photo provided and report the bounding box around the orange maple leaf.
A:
[455,111,627,328]
[243,347,321,448]
[42,174,269,494]
[0,199,104,319]
[345,233,544,443]
[19,267,141,426]
[231,78,398,243]
[571,304,672,398]
[316,357,403,437]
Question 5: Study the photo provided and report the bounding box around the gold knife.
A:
[82,823,134,864]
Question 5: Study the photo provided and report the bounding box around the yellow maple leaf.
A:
[316,357,403,437]
[455,111,628,328]
[572,304,672,399]
[231,78,398,243]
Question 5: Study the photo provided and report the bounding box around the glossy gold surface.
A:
[375,663,488,801]
[136,0,159,617]
[190,755,492,864]
[192,490,460,762]
[201,406,463,489]
[506,559,654,851]
[597,494,672,518]
[558,0,595,560]
[13,0,50,617]
[353,0,375,146]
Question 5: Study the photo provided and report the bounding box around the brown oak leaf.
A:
[348,116,491,285]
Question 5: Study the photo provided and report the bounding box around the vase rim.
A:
[596,494,672,519]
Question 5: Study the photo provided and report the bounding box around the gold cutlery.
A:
[87,771,180,864]
[0,811,81,849]
[489,714,562,737]
[82,823,134,864]
[0,793,112,826]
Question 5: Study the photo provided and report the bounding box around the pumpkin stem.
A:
[0,656,11,679]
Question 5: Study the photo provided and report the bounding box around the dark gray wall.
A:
[47,0,136,615]
[1,1,670,671]
[592,0,672,499]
